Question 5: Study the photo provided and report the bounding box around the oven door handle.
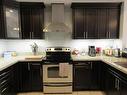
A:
[44,83,72,87]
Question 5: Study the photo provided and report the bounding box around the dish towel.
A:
[59,63,69,78]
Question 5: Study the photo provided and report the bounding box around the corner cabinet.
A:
[71,3,121,39]
[104,64,127,95]
[20,2,45,39]
[0,0,20,39]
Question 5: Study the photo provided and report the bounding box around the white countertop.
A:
[0,55,44,71]
[72,55,127,74]
[1,54,127,75]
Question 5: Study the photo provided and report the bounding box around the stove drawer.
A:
[43,83,72,94]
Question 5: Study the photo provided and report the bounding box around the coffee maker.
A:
[88,46,96,57]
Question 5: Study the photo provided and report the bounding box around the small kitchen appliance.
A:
[43,47,72,94]
[113,48,121,57]
[122,48,127,58]
[96,47,101,55]
[88,46,96,57]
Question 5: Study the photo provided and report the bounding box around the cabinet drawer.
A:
[0,68,12,79]
[0,76,11,89]
[0,86,9,95]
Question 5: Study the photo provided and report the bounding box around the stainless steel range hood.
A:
[43,3,70,32]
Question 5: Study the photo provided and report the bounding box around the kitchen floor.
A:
[17,91,106,95]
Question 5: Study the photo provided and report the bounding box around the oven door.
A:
[43,64,72,83]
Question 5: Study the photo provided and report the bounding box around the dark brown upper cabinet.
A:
[0,0,20,39]
[20,2,45,39]
[71,3,121,39]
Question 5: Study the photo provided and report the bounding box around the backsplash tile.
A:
[0,39,122,55]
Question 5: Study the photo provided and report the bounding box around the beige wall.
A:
[121,1,127,48]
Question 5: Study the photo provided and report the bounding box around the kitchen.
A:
[0,0,127,95]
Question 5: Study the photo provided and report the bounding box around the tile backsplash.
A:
[0,40,7,56]
[0,39,122,55]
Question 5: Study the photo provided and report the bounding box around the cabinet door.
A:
[91,62,100,90]
[108,8,120,39]
[85,8,98,39]
[97,9,108,39]
[5,1,20,39]
[20,7,31,39]
[0,4,5,38]
[73,8,84,39]
[30,63,42,91]
[73,62,92,90]
[120,79,127,95]
[20,3,44,39]
[105,69,120,95]
[30,7,44,39]
[17,63,31,92]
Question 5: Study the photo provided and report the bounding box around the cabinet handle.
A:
[1,79,8,85]
[0,70,11,77]
[28,63,30,71]
[106,32,109,38]
[1,87,7,93]
[84,32,85,38]
[115,78,117,89]
[31,63,40,66]
[109,32,110,38]
[117,79,120,91]
[30,32,31,39]
[86,32,88,39]
[90,62,92,69]
[40,67,42,78]
[32,32,34,38]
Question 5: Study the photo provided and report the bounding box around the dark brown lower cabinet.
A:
[73,62,91,90]
[0,66,16,95]
[120,80,127,95]
[30,63,42,91]
[16,62,42,92]
[105,65,127,95]
[73,61,100,91]
[105,68,120,95]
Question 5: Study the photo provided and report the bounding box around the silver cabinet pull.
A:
[115,78,117,89]
[28,63,30,71]
[90,62,92,69]
[32,32,34,38]
[109,32,111,38]
[1,87,7,93]
[84,32,85,38]
[1,79,7,85]
[30,32,31,38]
[86,32,88,38]
[106,32,109,38]
[0,70,11,77]
[117,79,120,90]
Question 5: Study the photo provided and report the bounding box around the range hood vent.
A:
[43,3,70,32]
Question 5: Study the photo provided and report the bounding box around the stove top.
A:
[44,47,72,63]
